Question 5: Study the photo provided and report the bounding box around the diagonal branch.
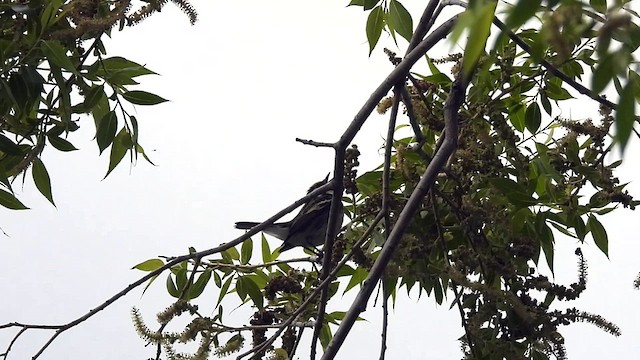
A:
[1,179,335,360]
[320,60,473,360]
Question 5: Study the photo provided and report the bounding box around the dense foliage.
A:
[2,0,639,360]
[0,0,197,208]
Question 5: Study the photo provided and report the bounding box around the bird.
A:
[234,174,343,252]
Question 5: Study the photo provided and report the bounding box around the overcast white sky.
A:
[2,1,639,359]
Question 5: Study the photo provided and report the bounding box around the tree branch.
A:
[320,56,473,360]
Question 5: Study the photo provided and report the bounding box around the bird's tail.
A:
[235,221,260,229]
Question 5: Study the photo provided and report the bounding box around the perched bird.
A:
[235,175,343,252]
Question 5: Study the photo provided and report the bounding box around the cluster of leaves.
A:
[132,237,353,359]
[0,0,197,210]
[130,1,639,359]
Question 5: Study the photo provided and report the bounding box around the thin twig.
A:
[296,138,335,148]
[378,280,389,360]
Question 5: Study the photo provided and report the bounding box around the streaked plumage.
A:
[235,175,343,252]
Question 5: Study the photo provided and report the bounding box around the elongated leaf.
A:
[166,274,180,298]
[49,64,71,124]
[0,134,22,155]
[32,158,54,206]
[41,40,79,75]
[133,258,164,271]
[588,214,609,257]
[261,234,272,263]
[366,6,385,55]
[319,322,333,349]
[141,274,159,296]
[388,0,413,42]
[525,102,541,133]
[96,57,157,78]
[344,267,368,294]
[592,54,614,94]
[505,0,541,30]
[226,246,240,261]
[241,276,263,310]
[236,276,248,301]
[96,111,118,154]
[462,1,496,76]
[122,90,168,105]
[83,85,106,113]
[240,238,253,265]
[189,268,212,300]
[0,189,28,209]
[104,128,132,178]
[590,0,607,13]
[217,276,233,307]
[615,80,636,152]
[40,0,65,29]
[47,135,78,151]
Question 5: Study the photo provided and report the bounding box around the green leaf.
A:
[0,134,23,155]
[344,267,368,293]
[525,102,541,133]
[319,322,333,350]
[189,268,212,300]
[0,189,28,210]
[366,6,385,55]
[174,266,189,294]
[535,212,555,272]
[49,64,71,124]
[122,90,168,105]
[615,80,636,152]
[104,128,132,178]
[83,85,106,113]
[243,276,264,310]
[509,102,526,132]
[462,1,496,77]
[166,274,180,298]
[95,57,157,78]
[41,40,79,75]
[261,234,272,263]
[544,81,573,100]
[90,88,110,129]
[40,0,65,29]
[236,276,248,301]
[132,258,165,271]
[47,135,78,151]
[227,246,241,261]
[587,214,608,257]
[217,276,233,307]
[141,274,160,296]
[96,111,118,154]
[589,0,607,13]
[505,0,541,30]
[540,92,552,116]
[240,238,253,265]
[364,0,379,10]
[32,158,54,206]
[592,54,614,94]
[388,0,413,42]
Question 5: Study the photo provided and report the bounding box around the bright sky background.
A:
[2,1,639,359]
